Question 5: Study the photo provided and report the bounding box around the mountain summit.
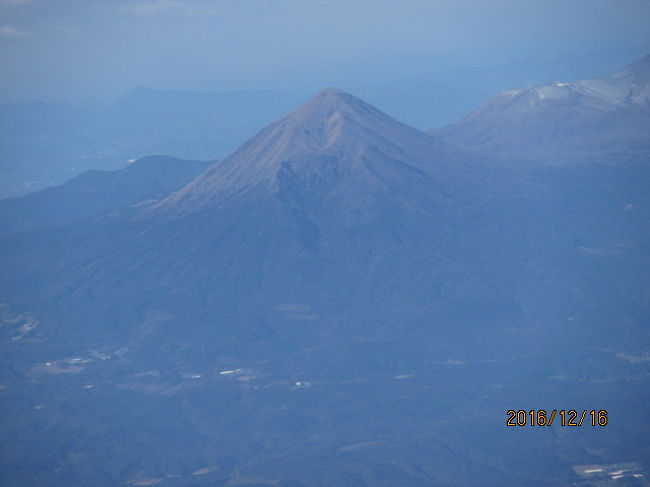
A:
[246,87,435,151]
[149,88,443,216]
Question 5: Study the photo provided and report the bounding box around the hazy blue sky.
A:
[1,0,649,102]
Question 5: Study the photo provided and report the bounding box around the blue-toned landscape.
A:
[1,1,649,486]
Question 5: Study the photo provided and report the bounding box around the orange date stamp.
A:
[506,409,608,427]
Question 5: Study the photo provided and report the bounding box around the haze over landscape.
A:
[1,1,650,486]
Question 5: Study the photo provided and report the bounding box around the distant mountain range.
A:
[430,55,650,164]
[1,59,649,486]
[1,52,642,199]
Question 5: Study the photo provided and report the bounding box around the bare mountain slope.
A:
[148,88,483,218]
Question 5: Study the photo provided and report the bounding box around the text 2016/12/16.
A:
[506,409,608,427]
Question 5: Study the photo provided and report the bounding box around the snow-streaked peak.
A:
[486,55,650,109]
[430,55,650,164]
